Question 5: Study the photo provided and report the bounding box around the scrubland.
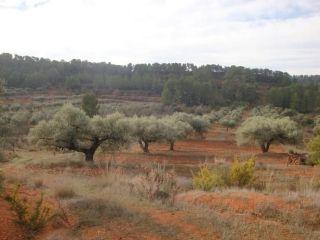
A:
[0,93,320,240]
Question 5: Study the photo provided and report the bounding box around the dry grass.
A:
[70,198,135,227]
[33,179,44,189]
[69,197,179,238]
[178,203,288,240]
[2,140,320,239]
[54,187,76,199]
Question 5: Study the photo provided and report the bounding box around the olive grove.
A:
[236,116,300,152]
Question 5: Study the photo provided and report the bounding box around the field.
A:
[1,92,320,240]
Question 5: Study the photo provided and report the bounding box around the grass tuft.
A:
[54,187,76,199]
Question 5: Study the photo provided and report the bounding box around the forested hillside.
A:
[0,53,319,112]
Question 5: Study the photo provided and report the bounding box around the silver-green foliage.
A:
[30,104,129,161]
[0,109,31,150]
[172,112,210,137]
[251,105,282,118]
[206,106,244,127]
[218,108,243,130]
[313,116,320,136]
[30,109,57,125]
[161,116,192,150]
[128,116,166,153]
[236,116,300,152]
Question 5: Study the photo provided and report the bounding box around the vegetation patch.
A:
[54,187,76,199]
[192,158,256,191]
[70,198,178,238]
[5,185,55,236]
[192,166,225,191]
[133,163,178,204]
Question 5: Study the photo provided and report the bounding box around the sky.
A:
[0,0,319,75]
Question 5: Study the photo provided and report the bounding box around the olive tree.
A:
[172,112,210,138]
[251,105,282,118]
[205,107,230,123]
[236,116,299,153]
[219,108,243,131]
[190,116,210,138]
[161,116,192,151]
[0,110,31,151]
[219,116,237,131]
[30,104,129,161]
[129,116,165,153]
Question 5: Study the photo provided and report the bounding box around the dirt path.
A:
[0,198,26,240]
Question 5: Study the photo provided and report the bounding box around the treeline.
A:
[0,53,320,112]
[161,67,320,111]
[267,84,320,113]
[0,53,194,92]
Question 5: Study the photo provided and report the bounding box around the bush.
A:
[5,185,54,234]
[229,158,255,187]
[308,135,320,165]
[193,166,224,191]
[54,187,76,199]
[133,164,178,204]
[192,159,256,191]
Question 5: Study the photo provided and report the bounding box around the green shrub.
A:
[193,166,224,191]
[229,158,255,187]
[5,185,54,234]
[308,135,320,165]
[192,160,255,191]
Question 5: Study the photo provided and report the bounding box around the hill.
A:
[0,53,320,112]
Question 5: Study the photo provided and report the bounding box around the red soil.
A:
[1,124,316,239]
[176,191,296,213]
[0,199,26,240]
[146,209,219,239]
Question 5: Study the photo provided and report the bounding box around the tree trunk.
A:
[260,142,271,153]
[143,142,149,153]
[84,149,95,161]
[139,140,149,153]
[169,141,174,151]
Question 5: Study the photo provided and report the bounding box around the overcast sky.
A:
[0,0,319,74]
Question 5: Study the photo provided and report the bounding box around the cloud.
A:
[0,0,319,74]
[0,0,50,10]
